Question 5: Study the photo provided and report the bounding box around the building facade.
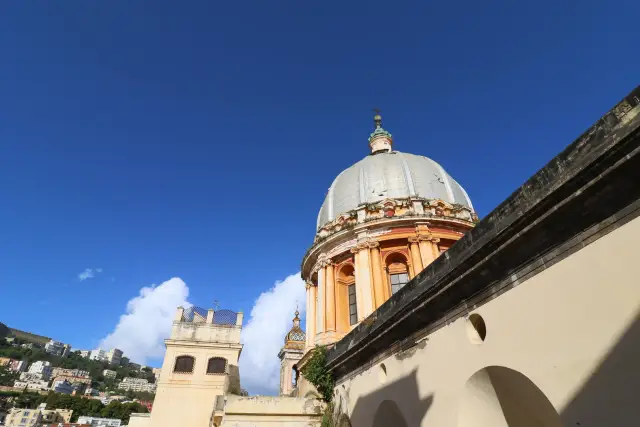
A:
[117,377,156,393]
[13,379,49,391]
[129,307,244,427]
[322,88,640,426]
[44,340,70,357]
[52,379,74,395]
[52,368,90,378]
[105,349,123,366]
[5,404,72,427]
[77,416,121,427]
[103,369,117,380]
[27,361,52,380]
[8,359,27,372]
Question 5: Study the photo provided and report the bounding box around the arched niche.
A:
[458,366,562,427]
[372,400,408,427]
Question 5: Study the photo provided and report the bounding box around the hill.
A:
[0,323,9,339]
[8,328,51,346]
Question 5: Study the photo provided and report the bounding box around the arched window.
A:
[348,284,358,325]
[385,252,410,295]
[337,264,358,326]
[206,357,227,374]
[173,355,195,373]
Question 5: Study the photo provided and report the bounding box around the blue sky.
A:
[0,1,638,393]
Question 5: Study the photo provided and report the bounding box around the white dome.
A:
[317,151,473,230]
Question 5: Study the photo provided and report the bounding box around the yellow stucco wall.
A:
[334,214,640,427]
[151,344,240,427]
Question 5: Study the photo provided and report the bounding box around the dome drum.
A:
[315,196,477,243]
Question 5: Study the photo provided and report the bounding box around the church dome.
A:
[317,151,473,230]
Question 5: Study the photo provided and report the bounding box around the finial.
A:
[373,108,382,129]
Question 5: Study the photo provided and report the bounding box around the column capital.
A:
[417,233,434,242]
[351,239,377,253]
[318,258,334,268]
[408,236,420,244]
[305,282,314,290]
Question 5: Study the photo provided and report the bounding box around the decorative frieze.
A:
[315,197,476,242]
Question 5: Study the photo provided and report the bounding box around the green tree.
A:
[0,365,19,386]
[301,346,335,403]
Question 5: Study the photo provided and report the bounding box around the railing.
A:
[182,306,208,322]
[213,309,238,326]
[181,306,239,326]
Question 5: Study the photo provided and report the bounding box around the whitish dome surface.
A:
[317,151,473,230]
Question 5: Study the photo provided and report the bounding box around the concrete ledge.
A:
[223,395,325,416]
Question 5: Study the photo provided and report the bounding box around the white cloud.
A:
[98,273,306,395]
[100,277,190,364]
[78,268,103,281]
[240,272,306,395]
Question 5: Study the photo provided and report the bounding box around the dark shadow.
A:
[560,310,640,427]
[339,369,433,427]
[372,400,408,427]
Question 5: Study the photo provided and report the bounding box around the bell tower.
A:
[278,310,306,396]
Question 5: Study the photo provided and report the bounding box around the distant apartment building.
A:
[27,360,52,380]
[44,340,71,357]
[117,377,156,393]
[102,369,117,380]
[52,368,90,378]
[50,374,92,388]
[9,359,28,372]
[19,372,43,382]
[89,349,106,362]
[52,379,74,395]
[13,379,49,391]
[0,358,26,372]
[105,349,122,366]
[78,350,90,358]
[152,367,161,381]
[76,416,122,427]
[5,403,73,427]
[4,407,43,427]
[88,348,122,366]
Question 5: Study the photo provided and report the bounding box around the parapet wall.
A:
[221,395,324,427]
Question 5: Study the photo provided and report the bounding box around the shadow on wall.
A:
[560,310,640,427]
[337,311,640,427]
[336,369,433,427]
